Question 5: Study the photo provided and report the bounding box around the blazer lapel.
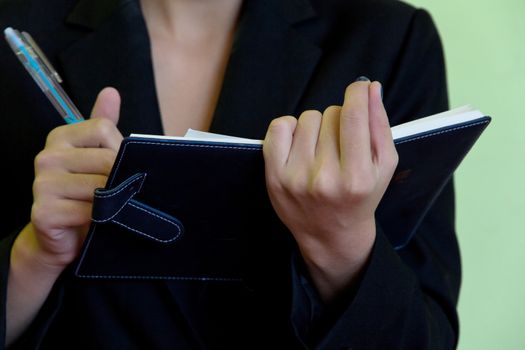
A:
[209,0,322,139]
[58,0,163,136]
[58,0,321,139]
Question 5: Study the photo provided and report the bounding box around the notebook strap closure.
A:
[91,173,184,244]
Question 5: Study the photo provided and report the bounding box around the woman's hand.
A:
[17,87,123,272]
[7,87,123,346]
[263,80,398,302]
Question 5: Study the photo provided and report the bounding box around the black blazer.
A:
[0,0,460,349]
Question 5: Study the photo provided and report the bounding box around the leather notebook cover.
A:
[75,138,292,281]
[75,116,491,280]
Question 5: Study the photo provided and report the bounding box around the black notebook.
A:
[75,106,491,281]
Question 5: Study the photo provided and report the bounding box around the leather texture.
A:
[91,172,184,244]
[76,139,291,281]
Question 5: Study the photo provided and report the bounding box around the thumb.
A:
[90,87,121,125]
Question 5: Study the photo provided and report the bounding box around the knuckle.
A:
[298,110,322,123]
[390,150,399,168]
[268,116,297,133]
[93,118,115,137]
[382,147,399,172]
[301,109,322,118]
[323,105,341,116]
[309,179,334,201]
[45,126,66,145]
[31,202,51,231]
[265,175,285,195]
[32,176,50,195]
[308,170,338,200]
[33,152,44,170]
[270,115,295,126]
[34,151,54,171]
[282,172,307,196]
[342,176,374,200]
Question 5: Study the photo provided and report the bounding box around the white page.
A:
[131,105,484,143]
[130,130,262,145]
[390,105,484,140]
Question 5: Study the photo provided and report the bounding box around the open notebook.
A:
[75,106,491,281]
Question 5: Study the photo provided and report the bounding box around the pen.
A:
[4,27,84,124]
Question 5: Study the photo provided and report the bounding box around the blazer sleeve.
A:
[0,233,17,349]
[289,9,460,350]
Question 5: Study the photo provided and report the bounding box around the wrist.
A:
[7,224,65,347]
[11,224,68,279]
[296,219,376,302]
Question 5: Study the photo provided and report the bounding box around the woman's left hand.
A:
[263,80,398,302]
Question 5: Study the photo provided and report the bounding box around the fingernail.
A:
[355,76,370,82]
[380,84,384,100]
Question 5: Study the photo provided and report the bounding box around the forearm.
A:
[6,224,64,347]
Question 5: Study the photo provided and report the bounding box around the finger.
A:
[263,116,297,171]
[287,110,322,166]
[45,116,123,151]
[316,106,341,164]
[90,87,121,125]
[45,88,123,151]
[33,173,108,201]
[369,81,397,171]
[340,81,372,170]
[34,148,117,176]
[86,87,122,150]
[32,199,94,231]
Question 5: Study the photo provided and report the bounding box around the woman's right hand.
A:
[6,88,123,346]
[22,87,123,271]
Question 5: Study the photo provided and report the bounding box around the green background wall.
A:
[403,0,525,349]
